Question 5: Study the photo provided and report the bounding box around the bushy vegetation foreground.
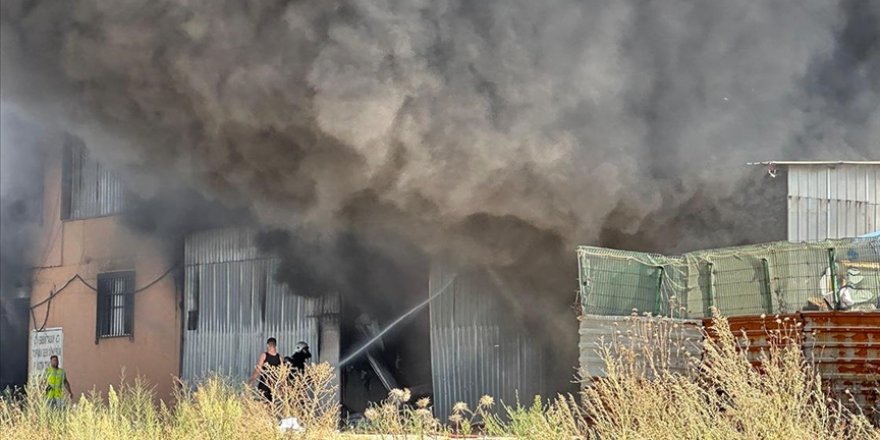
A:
[2,314,876,439]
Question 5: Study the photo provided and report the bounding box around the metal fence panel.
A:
[834,239,880,298]
[578,248,679,317]
[767,245,831,314]
[579,237,880,318]
[686,249,769,317]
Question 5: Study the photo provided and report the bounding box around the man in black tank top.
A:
[248,337,282,402]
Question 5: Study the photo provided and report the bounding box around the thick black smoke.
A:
[0,108,49,304]
[1,2,878,361]
[2,1,875,251]
[0,107,51,389]
[254,229,429,317]
[120,188,254,255]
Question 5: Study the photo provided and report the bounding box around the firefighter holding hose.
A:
[284,341,312,380]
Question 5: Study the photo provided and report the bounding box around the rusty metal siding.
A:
[788,164,879,242]
[181,228,324,383]
[704,314,799,361]
[429,266,546,421]
[803,312,880,419]
[578,314,702,380]
[707,312,880,422]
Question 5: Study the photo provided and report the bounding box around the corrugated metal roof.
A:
[429,266,546,421]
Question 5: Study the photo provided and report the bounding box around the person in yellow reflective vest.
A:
[44,355,72,408]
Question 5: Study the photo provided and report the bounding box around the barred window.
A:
[96,271,135,339]
[61,139,126,220]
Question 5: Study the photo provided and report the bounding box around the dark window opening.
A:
[62,138,126,220]
[96,271,135,340]
[187,310,199,331]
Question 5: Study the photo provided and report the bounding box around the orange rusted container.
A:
[704,312,880,422]
[803,312,879,420]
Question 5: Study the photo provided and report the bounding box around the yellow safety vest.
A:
[45,367,65,399]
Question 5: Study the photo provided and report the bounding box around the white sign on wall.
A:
[30,328,63,374]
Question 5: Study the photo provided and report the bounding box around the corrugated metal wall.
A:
[429,266,546,421]
[182,228,324,382]
[713,312,879,423]
[65,142,126,219]
[578,314,702,380]
[788,164,879,242]
[803,312,879,420]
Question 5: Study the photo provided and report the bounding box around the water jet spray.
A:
[335,274,457,368]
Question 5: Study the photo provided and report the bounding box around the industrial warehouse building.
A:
[10,140,556,418]
[5,146,877,420]
[772,161,879,242]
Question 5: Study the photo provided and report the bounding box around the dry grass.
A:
[1,313,877,439]
[355,388,445,437]
[482,311,878,440]
[0,364,336,440]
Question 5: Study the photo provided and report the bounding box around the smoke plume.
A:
[1,2,878,330]
[0,107,52,389]
[1,107,50,303]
